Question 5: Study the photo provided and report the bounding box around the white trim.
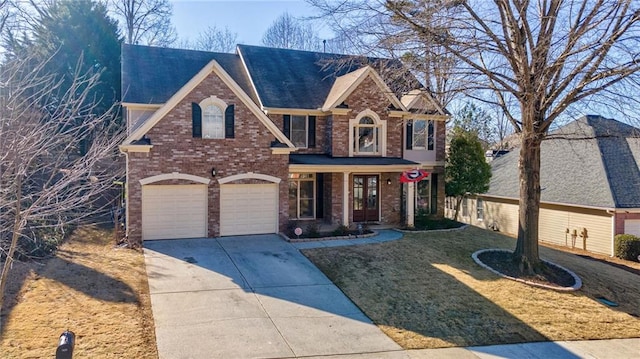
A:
[263,107,325,116]
[322,66,406,112]
[217,172,282,184]
[119,144,153,153]
[140,172,211,185]
[121,60,295,149]
[349,109,387,157]
[342,172,350,225]
[236,46,265,110]
[121,102,163,109]
[199,96,228,110]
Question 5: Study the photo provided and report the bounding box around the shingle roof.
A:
[486,115,640,209]
[122,44,423,110]
[121,44,258,104]
[290,154,419,166]
[236,44,420,109]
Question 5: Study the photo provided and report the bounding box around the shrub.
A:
[305,222,321,238]
[614,234,640,262]
[332,224,350,236]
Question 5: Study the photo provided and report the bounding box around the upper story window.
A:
[192,96,234,139]
[348,109,387,157]
[407,119,435,151]
[283,115,316,148]
[202,105,224,139]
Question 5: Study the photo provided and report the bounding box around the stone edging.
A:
[395,224,469,233]
[471,248,583,291]
[281,231,378,243]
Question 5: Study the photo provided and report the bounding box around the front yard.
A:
[303,226,640,349]
[0,225,157,358]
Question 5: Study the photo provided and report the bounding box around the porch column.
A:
[407,181,415,227]
[342,171,350,225]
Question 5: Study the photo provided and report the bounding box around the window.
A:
[407,119,435,151]
[415,179,431,214]
[283,115,315,148]
[476,198,484,221]
[353,117,380,155]
[462,197,468,217]
[192,97,234,139]
[288,173,315,219]
[203,105,224,139]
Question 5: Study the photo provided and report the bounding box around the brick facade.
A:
[126,73,289,243]
[125,65,447,242]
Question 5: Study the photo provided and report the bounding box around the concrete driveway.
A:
[143,235,404,359]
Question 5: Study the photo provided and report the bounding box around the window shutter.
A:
[283,115,290,138]
[406,120,413,149]
[308,116,316,148]
[192,103,202,138]
[225,104,235,138]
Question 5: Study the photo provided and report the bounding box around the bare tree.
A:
[262,12,322,51]
[110,0,176,46]
[308,0,462,108]
[193,25,237,53]
[384,0,640,272]
[0,53,125,326]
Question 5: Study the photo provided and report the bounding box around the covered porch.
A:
[288,154,440,228]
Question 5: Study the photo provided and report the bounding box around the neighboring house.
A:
[446,115,640,256]
[120,44,447,242]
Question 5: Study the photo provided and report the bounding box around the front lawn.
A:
[302,226,640,349]
[0,225,157,358]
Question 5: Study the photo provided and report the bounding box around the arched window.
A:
[354,116,380,155]
[202,104,224,139]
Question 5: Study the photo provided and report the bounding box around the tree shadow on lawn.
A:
[302,227,640,350]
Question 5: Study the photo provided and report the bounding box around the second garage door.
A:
[220,183,278,236]
[142,184,208,240]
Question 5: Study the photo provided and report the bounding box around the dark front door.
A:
[353,175,379,222]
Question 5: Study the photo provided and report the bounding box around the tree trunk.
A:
[453,196,462,221]
[514,127,543,274]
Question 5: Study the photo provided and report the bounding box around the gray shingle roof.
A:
[486,115,640,209]
[121,44,422,110]
[121,44,258,104]
[236,44,420,109]
[290,154,419,166]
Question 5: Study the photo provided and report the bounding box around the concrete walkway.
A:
[144,231,639,358]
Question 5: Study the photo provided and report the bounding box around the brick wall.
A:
[126,72,289,244]
[615,212,640,235]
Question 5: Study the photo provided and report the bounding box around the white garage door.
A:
[142,185,208,240]
[624,219,640,237]
[220,183,278,236]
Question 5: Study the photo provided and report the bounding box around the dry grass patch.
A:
[0,225,157,358]
[303,226,640,349]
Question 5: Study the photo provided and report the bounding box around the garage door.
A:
[142,185,208,240]
[220,183,278,236]
[625,219,640,237]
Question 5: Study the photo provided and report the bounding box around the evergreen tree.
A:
[445,127,492,221]
[5,0,122,115]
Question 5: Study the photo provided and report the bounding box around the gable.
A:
[322,67,405,111]
[121,60,294,149]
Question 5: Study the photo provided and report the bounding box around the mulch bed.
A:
[477,250,576,288]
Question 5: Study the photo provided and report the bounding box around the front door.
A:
[353,175,379,222]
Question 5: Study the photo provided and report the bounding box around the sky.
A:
[170,0,331,46]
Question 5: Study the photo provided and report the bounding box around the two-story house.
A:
[120,44,447,243]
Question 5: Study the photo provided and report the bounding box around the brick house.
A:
[120,44,447,242]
